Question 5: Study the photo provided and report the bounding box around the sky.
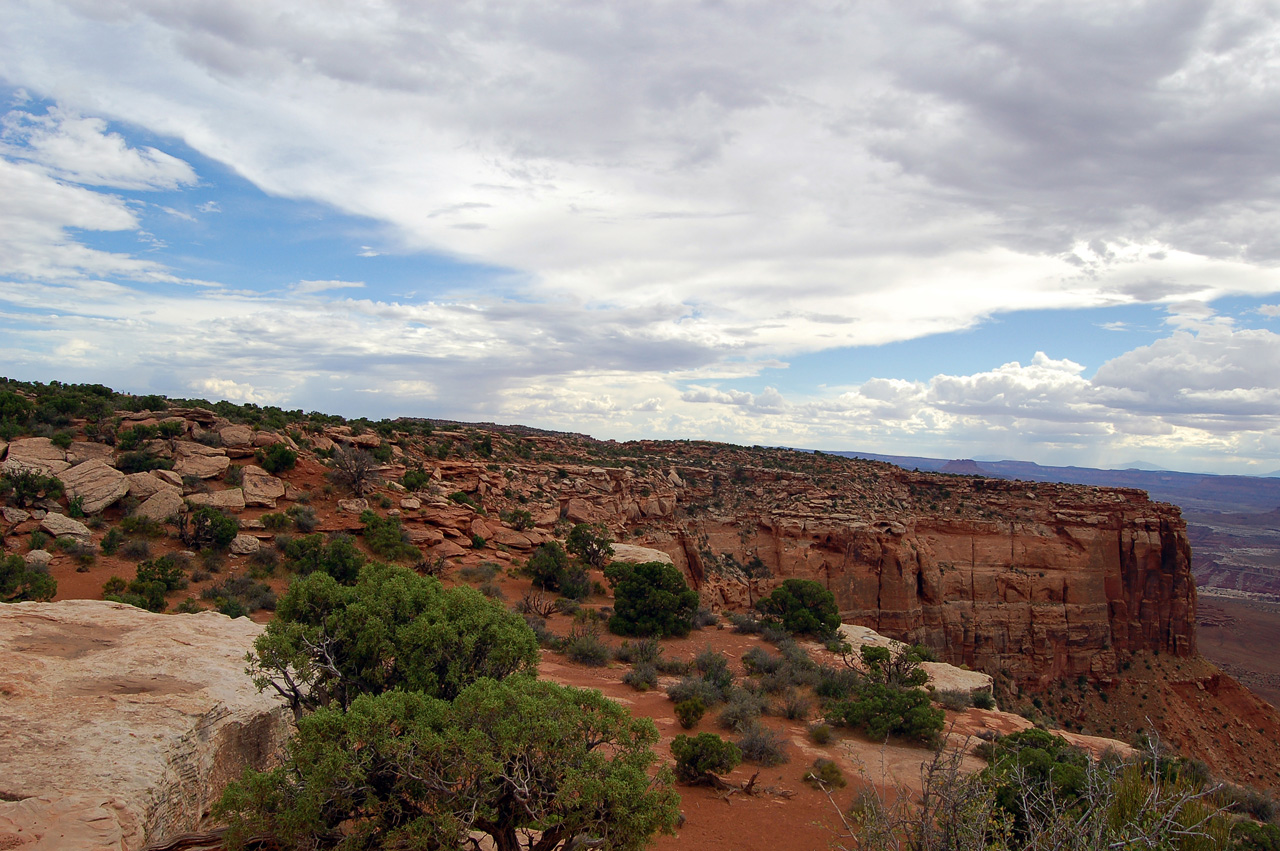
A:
[2,2,1280,476]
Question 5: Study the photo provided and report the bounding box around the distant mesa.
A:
[939,458,986,474]
[1119,460,1169,471]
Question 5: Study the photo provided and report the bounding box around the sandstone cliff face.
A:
[0,601,292,850]
[647,471,1196,687]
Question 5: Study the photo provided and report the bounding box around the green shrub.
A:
[623,663,659,692]
[281,533,366,583]
[808,723,834,745]
[755,578,840,637]
[359,510,419,561]
[675,697,708,729]
[803,758,846,789]
[178,505,239,550]
[563,626,612,667]
[116,450,173,474]
[524,541,573,592]
[121,515,166,537]
[134,555,188,591]
[261,512,290,531]
[605,560,698,638]
[1,554,56,602]
[973,691,997,710]
[500,508,534,530]
[258,442,298,474]
[117,424,158,451]
[1,469,65,507]
[448,490,478,509]
[827,682,944,745]
[566,522,613,567]
[99,527,124,555]
[736,720,789,766]
[286,504,319,531]
[402,466,430,492]
[671,733,741,784]
[717,688,766,731]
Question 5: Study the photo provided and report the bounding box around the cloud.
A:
[2,2,1280,473]
[0,156,180,284]
[188,377,275,404]
[1,107,197,190]
[293,279,365,295]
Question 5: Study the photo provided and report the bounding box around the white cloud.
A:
[188,377,275,404]
[1,2,1280,473]
[293,279,365,295]
[1,107,196,190]
[0,156,179,284]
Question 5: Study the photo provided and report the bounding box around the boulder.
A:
[171,441,225,459]
[40,513,91,544]
[406,526,445,546]
[65,442,115,466]
[429,540,468,559]
[562,498,595,523]
[400,497,422,510]
[24,550,53,570]
[185,490,245,512]
[218,425,254,447]
[58,460,130,515]
[0,600,293,850]
[5,437,67,467]
[337,498,369,514]
[241,466,286,508]
[3,506,31,524]
[489,527,533,550]
[152,469,183,488]
[133,489,184,524]
[250,431,282,447]
[125,472,180,500]
[2,436,70,475]
[229,534,260,555]
[470,518,493,540]
[174,454,230,480]
[610,544,674,565]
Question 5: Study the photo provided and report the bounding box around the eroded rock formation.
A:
[645,470,1196,687]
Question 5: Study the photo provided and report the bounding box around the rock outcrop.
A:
[0,601,292,850]
[58,460,129,515]
[656,473,1196,687]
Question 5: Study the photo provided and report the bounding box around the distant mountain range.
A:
[828,451,1280,514]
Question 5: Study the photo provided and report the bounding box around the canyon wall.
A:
[635,472,1197,687]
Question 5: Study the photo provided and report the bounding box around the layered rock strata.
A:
[655,475,1195,686]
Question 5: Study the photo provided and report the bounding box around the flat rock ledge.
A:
[0,600,293,851]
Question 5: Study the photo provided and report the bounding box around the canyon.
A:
[2,386,1280,848]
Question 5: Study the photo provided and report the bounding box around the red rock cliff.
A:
[633,468,1196,687]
